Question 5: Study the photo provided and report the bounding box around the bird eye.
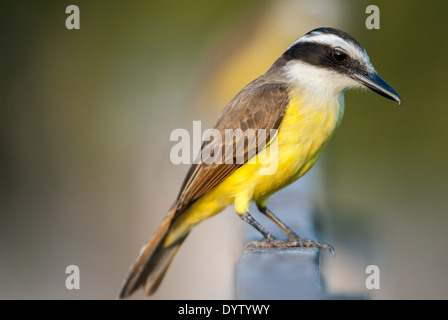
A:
[332,50,347,63]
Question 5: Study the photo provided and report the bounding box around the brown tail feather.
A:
[118,209,188,299]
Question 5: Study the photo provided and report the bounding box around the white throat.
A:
[283,60,361,99]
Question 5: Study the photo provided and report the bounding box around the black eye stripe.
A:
[284,42,353,67]
[281,41,365,77]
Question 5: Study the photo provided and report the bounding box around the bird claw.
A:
[245,238,335,257]
[297,239,335,257]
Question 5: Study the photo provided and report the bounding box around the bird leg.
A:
[239,211,275,241]
[257,206,302,242]
[238,211,285,247]
[251,206,335,255]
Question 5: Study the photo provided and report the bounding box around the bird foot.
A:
[245,238,335,257]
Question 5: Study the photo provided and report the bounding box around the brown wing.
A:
[173,79,289,217]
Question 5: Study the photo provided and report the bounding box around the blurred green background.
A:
[1,0,447,299]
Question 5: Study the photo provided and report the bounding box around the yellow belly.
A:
[165,90,344,246]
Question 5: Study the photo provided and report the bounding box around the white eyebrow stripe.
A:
[292,32,370,64]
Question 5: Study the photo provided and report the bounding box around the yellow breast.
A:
[270,90,345,186]
[230,89,345,206]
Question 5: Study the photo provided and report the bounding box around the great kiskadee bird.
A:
[119,27,401,299]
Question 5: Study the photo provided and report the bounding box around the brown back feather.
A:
[174,77,290,218]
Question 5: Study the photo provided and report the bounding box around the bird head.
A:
[280,27,401,104]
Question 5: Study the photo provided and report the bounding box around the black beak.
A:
[352,70,401,105]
